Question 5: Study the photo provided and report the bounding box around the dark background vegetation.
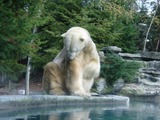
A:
[0,0,159,85]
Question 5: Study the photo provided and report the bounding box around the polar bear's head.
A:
[61,27,92,60]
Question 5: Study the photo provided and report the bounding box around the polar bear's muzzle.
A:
[67,51,81,60]
[67,52,77,60]
[67,53,75,60]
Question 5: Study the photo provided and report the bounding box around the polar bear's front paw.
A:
[72,91,91,98]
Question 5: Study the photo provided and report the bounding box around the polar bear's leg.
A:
[50,82,66,95]
[83,78,94,94]
[66,60,91,97]
[42,62,66,95]
[82,60,100,95]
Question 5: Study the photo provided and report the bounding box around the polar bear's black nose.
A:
[67,52,77,60]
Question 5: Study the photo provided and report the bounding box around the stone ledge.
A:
[119,52,160,60]
[0,95,129,110]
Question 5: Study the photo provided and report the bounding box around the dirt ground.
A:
[0,80,42,95]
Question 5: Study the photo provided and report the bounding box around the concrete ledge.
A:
[0,95,129,110]
[0,95,129,118]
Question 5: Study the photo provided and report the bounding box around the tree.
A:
[150,0,160,51]
[0,0,44,81]
[0,0,141,84]
[137,0,160,51]
[36,0,139,64]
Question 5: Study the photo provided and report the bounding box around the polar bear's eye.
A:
[80,38,84,42]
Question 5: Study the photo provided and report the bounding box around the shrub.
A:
[100,53,141,86]
[0,60,25,81]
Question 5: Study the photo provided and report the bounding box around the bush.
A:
[100,53,141,86]
[0,60,25,81]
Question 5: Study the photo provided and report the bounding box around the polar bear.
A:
[49,110,90,120]
[42,27,100,97]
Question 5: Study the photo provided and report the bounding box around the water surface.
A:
[0,97,160,120]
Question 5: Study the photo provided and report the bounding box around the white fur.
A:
[61,27,100,97]
[43,27,100,97]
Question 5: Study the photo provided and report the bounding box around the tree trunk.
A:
[156,39,160,52]
[25,27,37,95]
[25,56,31,95]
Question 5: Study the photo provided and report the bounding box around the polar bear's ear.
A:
[61,33,66,37]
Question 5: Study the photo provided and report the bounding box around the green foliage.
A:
[83,0,139,51]
[0,0,45,80]
[0,60,25,81]
[38,0,139,53]
[0,0,142,82]
[100,53,141,86]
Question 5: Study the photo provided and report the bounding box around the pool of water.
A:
[0,97,160,120]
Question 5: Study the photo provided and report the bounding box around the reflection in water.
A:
[48,110,90,120]
[0,105,128,120]
[1,99,160,120]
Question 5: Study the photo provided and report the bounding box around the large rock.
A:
[118,53,141,59]
[140,51,160,60]
[119,51,160,60]
[100,46,160,96]
[105,47,160,96]
[120,83,160,96]
[102,46,122,53]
